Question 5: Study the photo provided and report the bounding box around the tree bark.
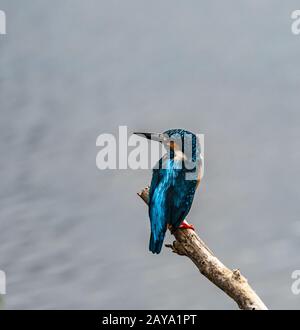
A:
[138,186,268,310]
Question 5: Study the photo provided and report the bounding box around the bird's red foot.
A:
[179,220,195,230]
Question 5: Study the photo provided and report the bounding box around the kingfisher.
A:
[134,129,202,254]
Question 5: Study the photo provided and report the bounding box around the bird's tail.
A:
[149,231,165,254]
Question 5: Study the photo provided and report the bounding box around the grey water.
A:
[0,1,300,309]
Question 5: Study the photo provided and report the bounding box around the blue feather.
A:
[148,129,201,254]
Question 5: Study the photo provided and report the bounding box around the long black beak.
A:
[133,132,169,143]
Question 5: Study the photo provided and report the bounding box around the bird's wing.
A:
[149,168,160,206]
[148,168,169,254]
[168,169,198,229]
[148,165,198,253]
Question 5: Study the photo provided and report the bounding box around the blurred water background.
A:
[0,1,300,309]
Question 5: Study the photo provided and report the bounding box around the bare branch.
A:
[138,186,268,310]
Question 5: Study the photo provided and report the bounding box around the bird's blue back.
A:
[148,129,201,254]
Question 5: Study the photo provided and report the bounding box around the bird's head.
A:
[134,129,200,163]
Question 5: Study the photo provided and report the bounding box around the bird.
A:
[134,129,202,254]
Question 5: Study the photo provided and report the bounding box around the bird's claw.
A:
[179,220,195,230]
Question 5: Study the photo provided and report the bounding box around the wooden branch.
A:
[138,186,268,310]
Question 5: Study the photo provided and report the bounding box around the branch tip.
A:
[137,185,268,310]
